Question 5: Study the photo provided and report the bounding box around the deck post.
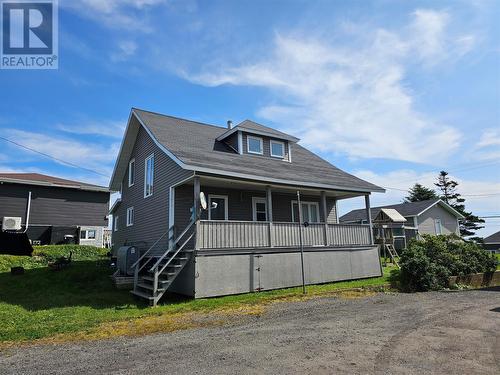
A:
[266,186,273,247]
[365,194,374,245]
[193,175,200,250]
[320,191,328,246]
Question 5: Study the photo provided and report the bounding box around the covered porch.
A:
[172,175,375,251]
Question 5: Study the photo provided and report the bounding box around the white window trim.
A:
[87,229,96,240]
[144,153,154,198]
[128,158,135,187]
[434,219,442,235]
[80,230,87,240]
[126,207,134,227]
[291,200,320,223]
[247,135,263,155]
[208,194,228,220]
[270,140,285,158]
[252,197,267,222]
[114,216,118,232]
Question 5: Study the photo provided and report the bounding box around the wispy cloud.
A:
[470,128,500,161]
[4,129,119,177]
[56,120,126,139]
[183,9,477,164]
[61,0,167,32]
[110,41,139,62]
[337,168,500,237]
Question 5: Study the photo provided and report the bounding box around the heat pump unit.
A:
[2,217,22,231]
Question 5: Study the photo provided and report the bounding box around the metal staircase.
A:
[385,244,400,268]
[130,219,196,306]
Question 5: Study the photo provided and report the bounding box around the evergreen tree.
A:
[405,183,438,202]
[434,171,484,237]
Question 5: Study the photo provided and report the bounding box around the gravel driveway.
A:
[1,287,499,374]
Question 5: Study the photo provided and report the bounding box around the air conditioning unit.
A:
[2,217,22,231]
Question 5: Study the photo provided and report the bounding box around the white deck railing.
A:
[196,220,372,249]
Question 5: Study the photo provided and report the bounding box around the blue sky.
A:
[0,0,499,236]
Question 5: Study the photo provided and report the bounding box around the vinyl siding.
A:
[111,126,193,253]
[174,184,337,224]
[241,132,290,161]
[417,205,459,235]
[0,182,109,227]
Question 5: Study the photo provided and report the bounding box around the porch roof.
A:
[113,109,384,194]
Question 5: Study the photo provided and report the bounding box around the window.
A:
[434,219,442,235]
[252,197,267,221]
[247,136,263,155]
[128,159,135,187]
[114,216,118,232]
[144,154,154,198]
[127,207,134,227]
[80,230,96,240]
[270,140,285,158]
[292,201,320,223]
[208,195,228,220]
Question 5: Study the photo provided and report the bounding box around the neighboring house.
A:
[110,108,384,304]
[0,173,110,247]
[483,231,500,254]
[340,199,464,250]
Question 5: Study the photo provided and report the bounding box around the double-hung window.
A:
[128,159,135,187]
[144,154,154,198]
[292,201,320,223]
[270,140,285,158]
[127,207,134,227]
[247,136,263,155]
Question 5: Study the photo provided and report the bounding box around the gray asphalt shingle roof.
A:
[484,231,500,244]
[339,199,444,222]
[133,109,383,193]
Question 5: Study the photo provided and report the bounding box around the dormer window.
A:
[247,136,263,155]
[270,140,285,158]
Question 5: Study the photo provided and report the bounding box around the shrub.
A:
[0,245,108,272]
[399,234,497,292]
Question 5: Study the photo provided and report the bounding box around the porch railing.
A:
[196,220,372,250]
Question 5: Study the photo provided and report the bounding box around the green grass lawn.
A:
[496,253,500,270]
[0,246,394,344]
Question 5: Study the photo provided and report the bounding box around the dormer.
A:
[217,120,299,162]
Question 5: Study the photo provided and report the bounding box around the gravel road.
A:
[1,287,499,374]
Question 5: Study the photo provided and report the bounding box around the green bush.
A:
[399,234,498,292]
[0,245,108,273]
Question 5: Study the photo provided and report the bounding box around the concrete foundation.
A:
[193,246,381,298]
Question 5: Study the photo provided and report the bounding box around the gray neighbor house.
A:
[109,108,385,304]
[340,199,464,250]
[0,173,110,247]
[483,231,500,253]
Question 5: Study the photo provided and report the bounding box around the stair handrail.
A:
[149,219,196,272]
[130,226,174,270]
[153,231,195,275]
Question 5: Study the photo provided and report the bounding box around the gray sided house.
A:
[340,199,464,250]
[110,108,385,304]
[0,173,110,247]
[483,231,500,254]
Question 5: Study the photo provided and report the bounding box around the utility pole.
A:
[297,190,306,294]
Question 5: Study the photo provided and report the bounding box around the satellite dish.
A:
[200,192,207,210]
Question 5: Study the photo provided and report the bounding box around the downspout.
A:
[22,191,31,233]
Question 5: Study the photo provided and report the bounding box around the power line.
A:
[381,185,500,197]
[0,135,110,178]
